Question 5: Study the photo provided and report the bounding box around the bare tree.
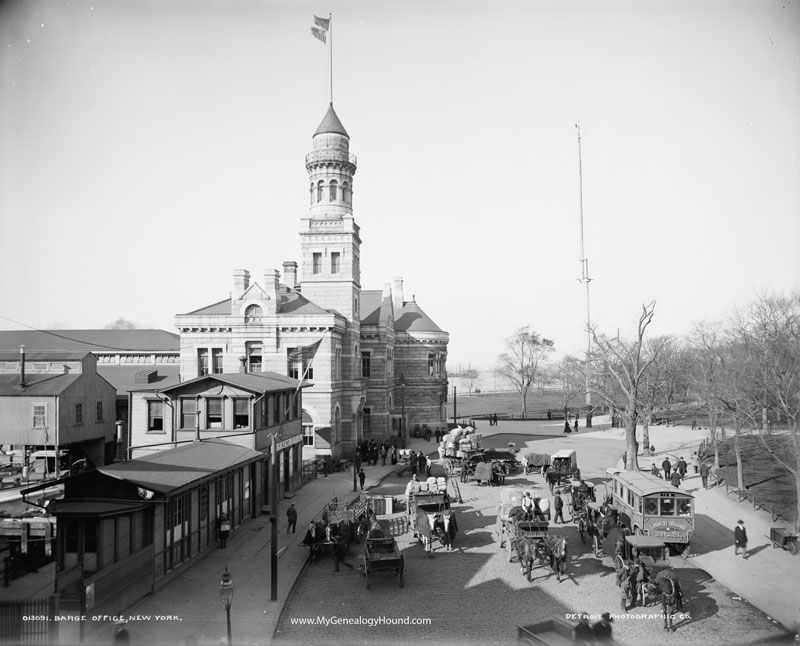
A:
[687,322,726,469]
[496,326,554,418]
[735,293,800,524]
[590,302,668,471]
[461,368,479,396]
[550,356,585,419]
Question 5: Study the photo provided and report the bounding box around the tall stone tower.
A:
[300,104,365,453]
[300,103,361,319]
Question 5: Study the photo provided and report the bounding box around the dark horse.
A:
[432,511,458,551]
[516,535,567,582]
[645,570,684,632]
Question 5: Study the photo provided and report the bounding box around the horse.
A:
[432,511,458,551]
[300,520,329,561]
[544,535,567,582]
[645,570,683,632]
[515,537,538,582]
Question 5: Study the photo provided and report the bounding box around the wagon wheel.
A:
[398,556,405,587]
[507,533,515,562]
[363,555,370,590]
[497,519,505,548]
[614,555,626,581]
[634,527,644,536]
[788,539,797,556]
[443,459,454,477]
[593,534,602,557]
[577,518,586,545]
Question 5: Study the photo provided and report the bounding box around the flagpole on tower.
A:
[329,13,333,104]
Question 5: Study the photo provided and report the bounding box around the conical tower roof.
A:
[313,103,349,138]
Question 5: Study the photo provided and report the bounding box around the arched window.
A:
[309,183,314,204]
[329,180,338,202]
[244,304,263,324]
[317,181,324,203]
[342,182,350,203]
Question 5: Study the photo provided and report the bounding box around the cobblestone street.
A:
[275,431,792,646]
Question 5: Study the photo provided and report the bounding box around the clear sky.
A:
[1,0,798,369]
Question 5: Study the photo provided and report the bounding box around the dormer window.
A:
[245,304,263,324]
[329,180,338,202]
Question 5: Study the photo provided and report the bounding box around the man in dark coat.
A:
[734,519,748,558]
[358,469,366,491]
[553,492,565,524]
[418,452,428,476]
[677,457,688,478]
[662,457,672,481]
[564,420,572,434]
[286,503,298,534]
[700,460,711,489]
[670,470,682,488]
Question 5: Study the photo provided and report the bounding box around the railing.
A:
[718,479,798,529]
[305,150,357,167]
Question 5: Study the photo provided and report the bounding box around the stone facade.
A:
[175,104,449,459]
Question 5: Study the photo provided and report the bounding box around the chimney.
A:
[282,261,298,290]
[19,345,26,388]
[264,269,280,294]
[393,277,404,312]
[233,269,251,296]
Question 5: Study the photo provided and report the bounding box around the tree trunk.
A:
[642,411,651,455]
[626,395,640,471]
[734,424,745,492]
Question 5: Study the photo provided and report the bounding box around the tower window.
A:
[312,253,322,274]
[331,252,340,274]
[329,180,338,202]
[317,181,324,203]
[309,183,314,204]
[342,182,350,203]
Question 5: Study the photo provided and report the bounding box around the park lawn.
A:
[447,391,584,420]
[707,434,798,526]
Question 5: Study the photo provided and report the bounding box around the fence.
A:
[0,596,58,645]
[719,480,798,529]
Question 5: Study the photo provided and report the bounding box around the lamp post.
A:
[399,374,406,449]
[219,567,233,646]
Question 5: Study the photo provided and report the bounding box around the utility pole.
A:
[576,123,593,427]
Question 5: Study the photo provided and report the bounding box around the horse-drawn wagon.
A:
[497,488,567,582]
[363,536,405,589]
[522,452,550,476]
[545,450,579,491]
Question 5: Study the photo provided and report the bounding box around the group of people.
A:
[409,450,432,478]
[563,414,580,434]
[487,414,499,426]
[358,439,398,467]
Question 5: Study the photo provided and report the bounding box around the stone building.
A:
[175,104,449,459]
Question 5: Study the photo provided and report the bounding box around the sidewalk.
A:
[586,423,800,635]
[52,436,437,646]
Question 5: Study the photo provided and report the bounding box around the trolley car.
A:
[610,471,694,555]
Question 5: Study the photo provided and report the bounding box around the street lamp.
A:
[219,567,233,646]
[399,374,406,449]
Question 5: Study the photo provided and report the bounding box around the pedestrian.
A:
[573,416,579,432]
[410,451,417,476]
[380,443,388,466]
[670,470,682,488]
[622,451,627,469]
[358,468,366,491]
[651,463,660,477]
[574,613,593,646]
[662,457,672,481]
[677,456,688,478]
[217,513,230,549]
[700,460,710,489]
[734,519,748,558]
[547,409,552,420]
[286,503,297,534]
[650,444,656,456]
[691,452,699,474]
[391,444,398,465]
[564,420,572,434]
[494,413,498,425]
[418,452,427,476]
[113,618,130,645]
[592,612,613,643]
[553,491,565,524]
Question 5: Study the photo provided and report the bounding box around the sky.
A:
[1,0,798,370]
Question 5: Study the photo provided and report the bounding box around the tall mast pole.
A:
[576,123,593,426]
[329,13,333,104]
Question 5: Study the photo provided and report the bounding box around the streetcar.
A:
[610,471,694,555]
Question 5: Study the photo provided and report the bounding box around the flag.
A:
[310,26,327,43]
[313,15,330,30]
[287,338,323,364]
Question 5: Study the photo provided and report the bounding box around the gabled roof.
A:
[0,372,81,396]
[154,371,305,395]
[181,290,331,318]
[394,300,444,333]
[96,439,264,494]
[0,330,179,352]
[313,103,349,137]
[99,365,181,394]
[360,290,383,325]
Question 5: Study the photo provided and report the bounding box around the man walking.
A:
[286,503,297,534]
[358,468,366,491]
[662,457,672,481]
[700,460,711,489]
[670,469,682,488]
[553,492,565,524]
[734,519,748,558]
[677,457,688,479]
